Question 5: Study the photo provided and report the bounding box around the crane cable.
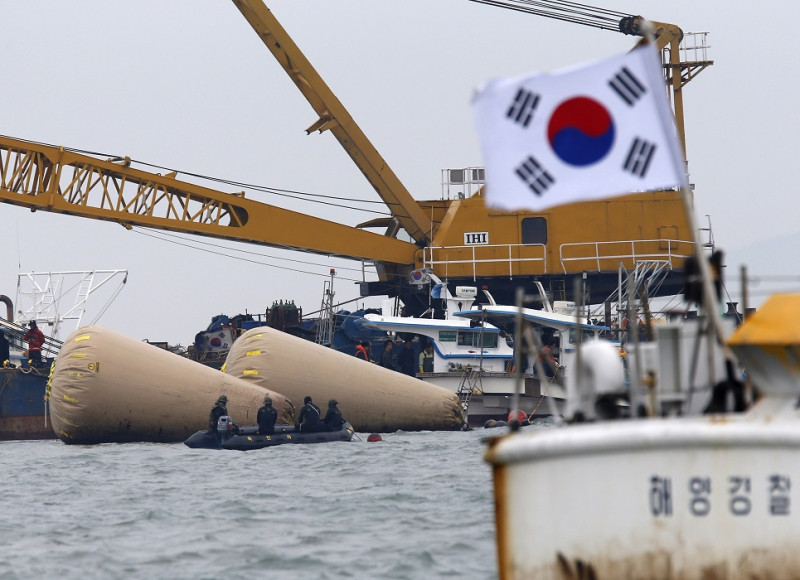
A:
[467,0,632,32]
[81,145,441,227]
[131,228,366,281]
[130,227,412,284]
[0,134,394,217]
[134,159,394,216]
[0,135,424,283]
[135,228,365,275]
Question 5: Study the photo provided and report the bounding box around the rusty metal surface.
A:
[486,419,800,579]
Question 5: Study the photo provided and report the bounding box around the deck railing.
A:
[422,244,547,281]
[421,239,695,279]
[558,239,695,274]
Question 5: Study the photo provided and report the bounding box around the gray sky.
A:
[2,1,798,344]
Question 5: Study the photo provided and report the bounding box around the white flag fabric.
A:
[472,43,688,212]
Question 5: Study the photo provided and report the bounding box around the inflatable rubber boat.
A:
[184,416,355,450]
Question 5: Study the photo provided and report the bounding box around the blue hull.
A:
[0,366,55,440]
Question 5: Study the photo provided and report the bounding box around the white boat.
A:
[360,276,610,426]
[484,293,800,578]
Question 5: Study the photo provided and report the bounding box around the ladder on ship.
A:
[315,269,336,347]
[456,368,481,423]
[15,269,128,342]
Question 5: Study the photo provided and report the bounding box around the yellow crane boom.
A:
[232,0,432,246]
[0,135,417,264]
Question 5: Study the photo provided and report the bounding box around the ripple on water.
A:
[0,429,503,579]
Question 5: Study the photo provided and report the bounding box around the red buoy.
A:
[367,433,382,442]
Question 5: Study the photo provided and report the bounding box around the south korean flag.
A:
[472,43,688,212]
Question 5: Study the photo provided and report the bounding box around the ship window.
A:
[449,169,465,183]
[568,329,598,344]
[457,331,498,348]
[521,217,547,245]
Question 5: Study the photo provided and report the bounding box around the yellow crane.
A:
[0,0,713,313]
[0,136,416,265]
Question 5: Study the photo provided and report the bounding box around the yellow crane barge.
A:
[0,0,713,315]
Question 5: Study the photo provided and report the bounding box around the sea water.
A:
[0,427,516,579]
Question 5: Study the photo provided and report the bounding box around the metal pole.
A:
[741,264,749,323]
[641,22,731,352]
[574,277,584,416]
[627,274,646,416]
[511,286,524,432]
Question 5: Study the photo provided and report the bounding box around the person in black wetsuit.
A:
[208,395,229,431]
[322,399,345,431]
[257,396,278,435]
[296,396,322,433]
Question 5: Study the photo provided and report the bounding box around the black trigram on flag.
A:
[506,88,541,128]
[608,67,646,106]
[515,156,555,196]
[624,138,656,177]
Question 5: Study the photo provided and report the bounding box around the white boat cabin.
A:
[362,278,608,375]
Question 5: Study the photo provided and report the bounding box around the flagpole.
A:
[642,21,730,351]
[511,286,523,432]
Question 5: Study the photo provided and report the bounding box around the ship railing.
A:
[441,167,486,200]
[422,244,547,281]
[558,239,696,274]
[421,239,695,279]
[679,32,711,66]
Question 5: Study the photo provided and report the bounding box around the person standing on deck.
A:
[419,342,434,373]
[380,339,396,370]
[398,339,416,376]
[355,341,369,361]
[23,320,45,366]
[538,338,558,378]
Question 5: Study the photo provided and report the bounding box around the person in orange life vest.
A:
[23,320,45,365]
[538,338,558,378]
[355,341,370,361]
[507,408,529,425]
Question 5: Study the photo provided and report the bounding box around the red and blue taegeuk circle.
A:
[547,97,615,166]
